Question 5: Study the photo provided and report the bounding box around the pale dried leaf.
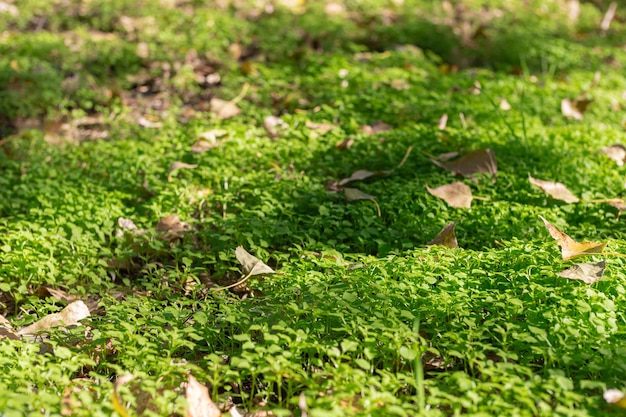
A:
[335,138,354,150]
[360,120,392,135]
[325,2,345,15]
[499,98,512,111]
[192,130,228,153]
[528,174,579,203]
[338,169,392,186]
[137,116,163,128]
[263,115,288,139]
[427,222,459,248]
[558,261,606,284]
[186,374,221,417]
[306,121,336,135]
[169,162,198,173]
[191,139,217,153]
[235,246,275,277]
[210,98,241,119]
[344,187,381,216]
[602,144,626,166]
[431,148,497,179]
[539,216,606,260]
[156,215,189,234]
[40,287,81,303]
[0,315,18,340]
[437,114,448,130]
[18,301,90,336]
[561,97,592,120]
[604,389,626,408]
[426,182,472,208]
[118,217,138,231]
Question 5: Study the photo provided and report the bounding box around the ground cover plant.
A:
[1,0,626,415]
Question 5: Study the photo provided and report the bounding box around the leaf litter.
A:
[426,182,473,208]
[559,260,606,284]
[539,216,606,260]
[528,174,579,203]
[601,143,626,166]
[427,222,459,248]
[428,148,497,180]
[344,187,381,216]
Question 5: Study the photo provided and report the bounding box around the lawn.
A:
[1,0,626,416]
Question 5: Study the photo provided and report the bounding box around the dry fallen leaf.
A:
[209,98,241,119]
[602,143,626,166]
[339,169,392,186]
[437,114,448,130]
[344,187,381,216]
[306,121,336,135]
[191,130,228,153]
[0,315,18,340]
[18,300,90,336]
[137,116,163,129]
[360,120,392,135]
[605,389,626,408]
[558,260,606,284]
[263,115,288,139]
[528,174,579,203]
[235,246,275,277]
[430,148,497,180]
[156,215,189,236]
[499,98,512,111]
[335,137,354,150]
[427,222,459,248]
[186,374,221,417]
[539,216,607,260]
[169,162,198,181]
[426,182,472,208]
[561,97,593,120]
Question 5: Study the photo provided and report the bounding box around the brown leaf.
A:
[263,115,288,139]
[426,182,472,208]
[38,287,81,304]
[169,162,198,173]
[186,374,221,417]
[335,137,354,150]
[338,169,392,186]
[561,97,593,120]
[431,148,497,179]
[210,98,241,119]
[602,143,626,166]
[344,187,381,216]
[360,120,392,135]
[137,116,163,128]
[528,174,579,203]
[18,301,90,336]
[539,216,607,260]
[427,222,459,248]
[306,121,336,135]
[558,261,606,284]
[156,215,189,235]
[437,114,448,130]
[191,130,228,153]
[235,246,275,277]
[0,315,18,340]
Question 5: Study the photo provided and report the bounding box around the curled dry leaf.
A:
[263,115,288,139]
[235,246,275,277]
[306,121,336,135]
[558,260,606,284]
[137,116,163,129]
[427,222,459,248]
[169,162,198,173]
[360,120,392,135]
[561,97,593,120]
[602,143,626,166]
[192,129,228,153]
[156,215,189,236]
[344,187,381,216]
[335,137,354,150]
[186,374,221,417]
[426,182,472,208]
[604,389,626,408]
[528,174,579,203]
[339,169,392,186]
[209,98,241,119]
[539,216,606,260]
[430,148,497,180]
[18,300,90,336]
[0,315,18,340]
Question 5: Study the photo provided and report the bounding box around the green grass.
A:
[1,0,626,415]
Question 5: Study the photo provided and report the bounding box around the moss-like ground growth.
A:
[1,0,626,415]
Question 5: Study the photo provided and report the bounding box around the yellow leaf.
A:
[539,216,606,260]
